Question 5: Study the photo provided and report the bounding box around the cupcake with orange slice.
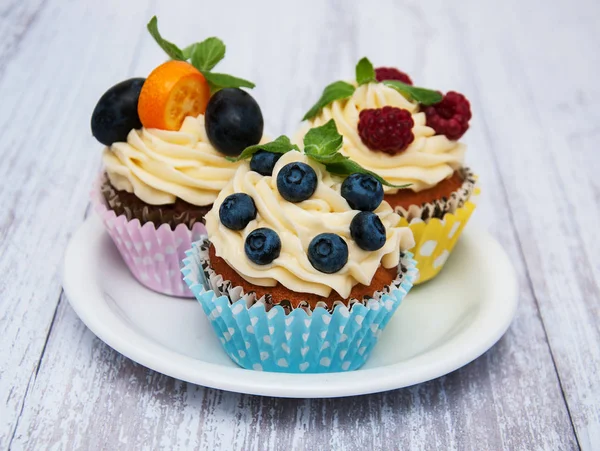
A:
[91,17,266,296]
[296,58,479,284]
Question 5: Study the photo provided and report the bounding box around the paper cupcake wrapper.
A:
[182,241,418,373]
[394,167,477,222]
[400,186,480,284]
[92,176,206,297]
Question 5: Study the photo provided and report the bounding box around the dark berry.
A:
[341,173,384,211]
[91,78,145,146]
[219,193,257,230]
[276,162,318,203]
[358,106,414,154]
[375,67,413,85]
[308,233,348,274]
[205,88,264,156]
[250,150,282,176]
[350,212,386,251]
[424,91,471,140]
[244,228,281,265]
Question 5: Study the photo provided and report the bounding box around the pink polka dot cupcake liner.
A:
[91,176,206,297]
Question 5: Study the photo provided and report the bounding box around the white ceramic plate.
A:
[63,216,518,398]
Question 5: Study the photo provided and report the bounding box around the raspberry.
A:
[424,91,471,140]
[375,67,413,85]
[358,106,415,155]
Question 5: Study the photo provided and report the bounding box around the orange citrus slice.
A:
[138,60,210,131]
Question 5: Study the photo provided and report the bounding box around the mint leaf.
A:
[203,72,256,92]
[302,120,406,188]
[303,119,343,157]
[356,57,376,85]
[147,16,185,61]
[383,80,442,106]
[191,37,226,71]
[226,136,299,162]
[302,81,355,121]
[148,17,255,93]
[317,153,408,188]
[182,43,196,60]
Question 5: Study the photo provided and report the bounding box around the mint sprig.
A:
[226,136,300,162]
[303,119,343,157]
[234,120,408,188]
[302,81,355,121]
[191,37,226,71]
[202,72,255,91]
[302,56,444,120]
[147,16,185,61]
[383,80,442,106]
[303,120,408,188]
[182,43,197,60]
[147,16,255,93]
[355,57,375,85]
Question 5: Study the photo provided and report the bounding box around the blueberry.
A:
[350,212,386,251]
[219,193,257,230]
[341,173,384,211]
[91,78,145,146]
[245,228,281,265]
[205,88,264,156]
[277,162,318,202]
[250,150,282,176]
[308,233,348,273]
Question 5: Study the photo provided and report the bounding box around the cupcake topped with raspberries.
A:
[201,120,415,311]
[297,58,478,283]
[92,17,265,229]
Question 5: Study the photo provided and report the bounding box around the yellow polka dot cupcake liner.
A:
[399,187,480,284]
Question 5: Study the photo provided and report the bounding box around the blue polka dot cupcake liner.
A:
[181,240,418,373]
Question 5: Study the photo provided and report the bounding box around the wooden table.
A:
[1,0,598,449]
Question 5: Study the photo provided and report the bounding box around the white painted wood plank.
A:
[0,0,152,447]
[13,270,578,451]
[10,290,578,451]
[454,0,600,447]
[0,0,46,72]
[5,0,581,449]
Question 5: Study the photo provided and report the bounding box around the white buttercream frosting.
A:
[102,114,246,206]
[205,151,415,298]
[297,83,465,193]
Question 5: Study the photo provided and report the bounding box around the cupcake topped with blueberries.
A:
[183,120,417,372]
[92,17,266,229]
[296,58,478,284]
[201,120,415,311]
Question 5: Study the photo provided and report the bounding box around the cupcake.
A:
[183,121,417,373]
[296,58,479,283]
[91,17,265,296]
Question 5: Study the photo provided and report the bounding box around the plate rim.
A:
[63,216,518,398]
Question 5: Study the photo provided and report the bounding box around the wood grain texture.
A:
[8,293,577,451]
[0,3,49,439]
[0,0,152,447]
[0,0,597,449]
[0,0,46,73]
[455,0,600,447]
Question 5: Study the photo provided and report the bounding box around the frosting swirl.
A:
[102,114,246,206]
[298,83,465,192]
[205,151,415,298]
